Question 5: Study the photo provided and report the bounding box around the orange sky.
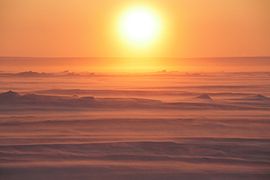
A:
[0,0,270,72]
[1,0,270,58]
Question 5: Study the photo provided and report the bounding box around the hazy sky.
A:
[1,0,269,58]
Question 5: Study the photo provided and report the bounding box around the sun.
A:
[118,6,162,47]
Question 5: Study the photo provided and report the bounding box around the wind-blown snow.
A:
[0,72,270,180]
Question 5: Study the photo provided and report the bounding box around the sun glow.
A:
[118,6,162,47]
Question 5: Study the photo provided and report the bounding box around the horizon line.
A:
[0,56,270,59]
